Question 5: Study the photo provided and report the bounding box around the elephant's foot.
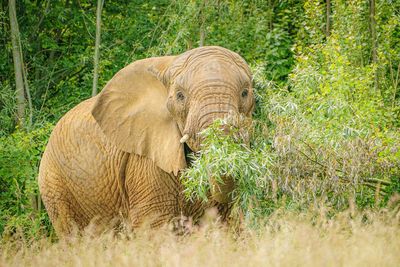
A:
[169,214,198,235]
[47,200,86,238]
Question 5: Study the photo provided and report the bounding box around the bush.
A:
[0,123,54,239]
[182,61,400,225]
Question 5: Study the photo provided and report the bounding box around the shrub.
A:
[0,123,54,239]
[182,61,400,225]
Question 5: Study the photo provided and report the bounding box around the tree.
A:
[326,0,331,37]
[199,0,207,47]
[92,0,104,97]
[370,0,378,91]
[8,0,25,126]
[8,0,33,128]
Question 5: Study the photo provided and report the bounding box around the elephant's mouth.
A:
[183,141,234,204]
[184,143,196,167]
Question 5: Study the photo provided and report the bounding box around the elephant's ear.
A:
[91,56,186,175]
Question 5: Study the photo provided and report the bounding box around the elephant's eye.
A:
[176,91,185,101]
[241,89,249,98]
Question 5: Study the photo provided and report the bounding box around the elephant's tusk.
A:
[180,134,189,143]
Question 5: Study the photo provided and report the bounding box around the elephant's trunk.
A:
[183,94,240,204]
[183,96,239,151]
[210,175,235,203]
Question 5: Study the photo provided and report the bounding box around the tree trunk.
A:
[9,1,37,212]
[370,0,378,91]
[199,26,205,47]
[9,0,25,125]
[199,0,207,47]
[92,0,103,97]
[326,0,331,37]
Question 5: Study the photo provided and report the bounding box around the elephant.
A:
[38,46,254,236]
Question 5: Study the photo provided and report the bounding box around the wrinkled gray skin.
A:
[38,46,254,237]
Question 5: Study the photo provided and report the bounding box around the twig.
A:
[365,177,391,186]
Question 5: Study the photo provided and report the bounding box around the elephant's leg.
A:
[39,171,88,237]
[125,155,181,229]
[42,195,82,236]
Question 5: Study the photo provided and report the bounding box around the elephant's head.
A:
[92,46,254,203]
[159,46,254,152]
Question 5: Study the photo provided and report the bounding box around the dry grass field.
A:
[1,207,399,267]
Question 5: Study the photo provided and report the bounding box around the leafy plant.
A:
[0,124,54,239]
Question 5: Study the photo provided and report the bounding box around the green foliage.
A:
[148,0,297,83]
[0,83,16,135]
[183,84,399,225]
[182,118,273,211]
[0,124,54,238]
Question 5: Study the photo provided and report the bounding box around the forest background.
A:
[0,0,399,239]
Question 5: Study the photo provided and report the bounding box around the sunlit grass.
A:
[1,206,399,267]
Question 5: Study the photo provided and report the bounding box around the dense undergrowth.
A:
[183,64,400,225]
[0,124,54,237]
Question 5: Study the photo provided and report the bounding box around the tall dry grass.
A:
[1,205,399,267]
